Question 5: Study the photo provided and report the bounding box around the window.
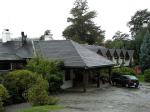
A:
[0,62,11,70]
[65,70,71,81]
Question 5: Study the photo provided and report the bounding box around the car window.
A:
[124,75,137,80]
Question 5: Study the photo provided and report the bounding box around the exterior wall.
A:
[124,59,130,66]
[61,70,74,89]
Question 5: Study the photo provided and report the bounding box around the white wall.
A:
[61,70,74,89]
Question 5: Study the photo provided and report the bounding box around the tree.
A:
[63,0,105,45]
[40,30,53,40]
[127,9,150,37]
[104,31,130,49]
[140,31,150,71]
[112,31,129,40]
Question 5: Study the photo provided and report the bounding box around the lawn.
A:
[18,105,64,112]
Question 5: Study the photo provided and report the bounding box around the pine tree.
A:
[140,31,150,71]
[63,0,105,45]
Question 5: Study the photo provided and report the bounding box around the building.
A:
[0,34,114,92]
[83,44,134,67]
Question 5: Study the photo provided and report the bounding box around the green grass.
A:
[18,105,64,112]
[137,74,144,82]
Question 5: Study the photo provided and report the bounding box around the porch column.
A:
[97,71,100,88]
[108,67,112,84]
[83,70,88,92]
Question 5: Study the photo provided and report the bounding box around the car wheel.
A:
[135,85,139,88]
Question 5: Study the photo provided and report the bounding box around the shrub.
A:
[0,84,9,101]
[144,69,150,82]
[0,84,9,112]
[26,56,64,93]
[27,84,58,106]
[0,98,4,112]
[3,70,46,103]
[27,84,49,106]
[46,74,63,93]
[112,67,135,76]
[48,97,59,105]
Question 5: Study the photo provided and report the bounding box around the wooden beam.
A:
[108,67,112,84]
[83,70,88,92]
[97,71,100,88]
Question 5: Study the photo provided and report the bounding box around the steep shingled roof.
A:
[34,40,114,68]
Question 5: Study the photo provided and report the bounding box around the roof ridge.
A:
[70,40,87,68]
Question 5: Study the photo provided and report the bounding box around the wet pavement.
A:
[57,83,150,112]
[5,83,150,112]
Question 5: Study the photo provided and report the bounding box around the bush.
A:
[46,74,63,93]
[144,69,150,82]
[48,97,59,105]
[0,98,4,112]
[0,84,9,112]
[27,84,58,106]
[3,70,46,103]
[0,84,9,101]
[27,84,49,106]
[26,56,64,93]
[112,67,135,76]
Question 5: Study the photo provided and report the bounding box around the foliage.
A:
[0,98,4,112]
[0,84,9,112]
[18,105,63,112]
[27,84,49,106]
[0,84,9,101]
[140,31,150,71]
[112,67,135,76]
[63,0,105,45]
[26,56,64,93]
[40,30,53,40]
[137,74,144,82]
[3,70,46,103]
[112,31,129,40]
[144,69,150,82]
[104,31,131,49]
[127,9,150,36]
[27,84,58,106]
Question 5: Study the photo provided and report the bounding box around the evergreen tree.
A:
[140,31,150,71]
[63,0,105,45]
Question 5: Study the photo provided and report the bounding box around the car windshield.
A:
[124,75,137,80]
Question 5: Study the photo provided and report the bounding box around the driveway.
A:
[5,83,150,112]
[57,83,150,112]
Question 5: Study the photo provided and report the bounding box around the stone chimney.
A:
[21,32,27,46]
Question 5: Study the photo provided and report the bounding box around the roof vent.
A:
[2,29,11,43]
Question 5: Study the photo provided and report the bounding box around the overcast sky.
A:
[0,0,149,40]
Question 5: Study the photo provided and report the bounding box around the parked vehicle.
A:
[111,75,139,88]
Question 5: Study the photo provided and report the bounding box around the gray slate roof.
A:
[34,40,114,68]
[0,41,34,60]
[83,44,108,57]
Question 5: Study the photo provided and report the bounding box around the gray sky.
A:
[0,0,149,40]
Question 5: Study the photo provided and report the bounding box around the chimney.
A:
[2,29,11,43]
[21,32,27,46]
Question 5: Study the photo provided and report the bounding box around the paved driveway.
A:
[57,83,150,112]
[5,83,150,112]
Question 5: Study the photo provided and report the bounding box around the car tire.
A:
[135,85,139,88]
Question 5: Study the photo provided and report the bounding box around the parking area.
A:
[57,83,150,112]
